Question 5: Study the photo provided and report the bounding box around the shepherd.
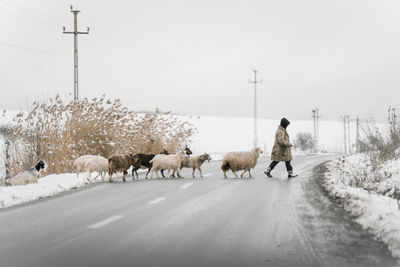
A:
[264,117,297,178]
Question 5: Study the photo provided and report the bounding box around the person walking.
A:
[264,117,297,178]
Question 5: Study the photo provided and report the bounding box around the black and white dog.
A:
[6,161,46,186]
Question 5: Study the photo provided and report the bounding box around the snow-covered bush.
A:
[8,95,196,176]
[293,131,314,152]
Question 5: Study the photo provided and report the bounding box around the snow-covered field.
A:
[183,115,351,155]
[323,154,400,258]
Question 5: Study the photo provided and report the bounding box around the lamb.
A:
[150,151,187,179]
[108,154,140,182]
[221,147,262,178]
[173,153,212,178]
[84,157,109,181]
[6,161,46,186]
[73,155,105,178]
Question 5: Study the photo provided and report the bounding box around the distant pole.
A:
[312,108,319,153]
[347,116,351,154]
[248,69,262,147]
[344,116,347,154]
[63,6,89,100]
[356,117,360,153]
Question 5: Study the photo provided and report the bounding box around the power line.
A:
[0,0,69,24]
[0,40,71,58]
[0,10,63,27]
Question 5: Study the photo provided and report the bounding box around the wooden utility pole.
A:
[63,6,89,100]
[248,69,262,147]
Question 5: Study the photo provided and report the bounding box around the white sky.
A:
[1,0,400,122]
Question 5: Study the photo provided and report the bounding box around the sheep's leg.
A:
[161,169,165,178]
[150,168,154,179]
[109,171,113,183]
[223,171,227,179]
[145,168,151,179]
[123,170,127,182]
[192,168,195,178]
[87,170,92,182]
[156,168,160,179]
[232,171,238,178]
[178,167,184,179]
[240,170,247,178]
[198,167,203,178]
[248,170,252,178]
[101,172,105,182]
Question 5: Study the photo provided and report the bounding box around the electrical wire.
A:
[0,10,63,27]
[0,40,72,58]
[0,0,69,24]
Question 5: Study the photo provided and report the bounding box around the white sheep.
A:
[173,153,212,178]
[73,155,105,178]
[6,161,46,186]
[221,147,262,178]
[84,157,109,181]
[150,151,187,179]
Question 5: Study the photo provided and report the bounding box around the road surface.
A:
[0,155,398,267]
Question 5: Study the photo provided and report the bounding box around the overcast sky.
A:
[1,0,400,122]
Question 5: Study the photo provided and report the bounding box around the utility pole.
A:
[341,115,350,154]
[63,6,89,100]
[312,108,319,153]
[342,115,347,155]
[248,69,262,147]
[356,117,360,153]
[347,116,351,154]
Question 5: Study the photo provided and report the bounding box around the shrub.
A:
[8,95,196,176]
[294,131,314,152]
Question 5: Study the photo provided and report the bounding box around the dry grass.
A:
[8,95,196,176]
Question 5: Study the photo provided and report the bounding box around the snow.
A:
[0,173,89,209]
[323,154,400,258]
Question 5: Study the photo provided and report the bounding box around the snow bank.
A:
[0,173,94,209]
[323,155,400,258]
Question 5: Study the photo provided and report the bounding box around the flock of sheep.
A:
[5,147,263,186]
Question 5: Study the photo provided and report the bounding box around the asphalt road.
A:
[0,155,398,267]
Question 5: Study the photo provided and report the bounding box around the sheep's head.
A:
[253,147,263,154]
[184,146,193,155]
[128,154,140,166]
[177,150,188,160]
[35,161,46,171]
[160,149,169,155]
[200,153,212,162]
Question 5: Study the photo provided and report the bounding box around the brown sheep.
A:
[108,154,139,182]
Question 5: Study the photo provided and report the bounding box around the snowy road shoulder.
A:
[321,157,400,259]
[0,173,93,209]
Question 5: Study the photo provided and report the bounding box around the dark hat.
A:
[280,117,290,129]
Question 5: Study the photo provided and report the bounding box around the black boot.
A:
[288,171,298,178]
[264,167,273,177]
